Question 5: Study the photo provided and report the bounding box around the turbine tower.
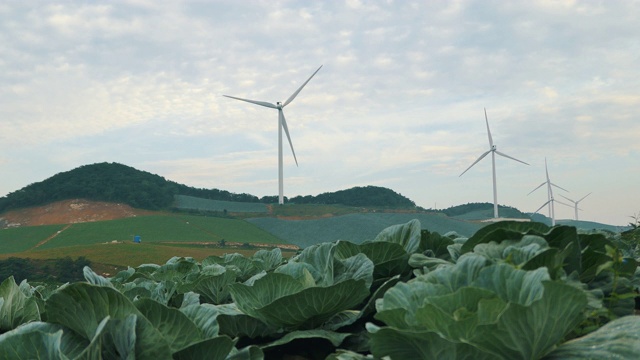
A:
[224,65,323,205]
[459,108,529,219]
[528,158,569,226]
[559,193,591,221]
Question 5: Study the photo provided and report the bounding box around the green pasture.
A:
[171,214,283,244]
[0,224,66,253]
[38,215,286,250]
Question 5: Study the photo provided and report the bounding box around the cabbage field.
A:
[0,220,639,359]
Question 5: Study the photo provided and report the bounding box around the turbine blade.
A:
[577,192,592,203]
[283,65,323,107]
[534,200,551,214]
[494,150,529,165]
[223,95,277,109]
[484,108,493,147]
[280,111,298,166]
[528,182,546,195]
[559,194,575,203]
[459,150,491,177]
[545,158,550,182]
[555,199,573,208]
[550,182,569,192]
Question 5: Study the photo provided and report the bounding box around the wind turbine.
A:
[224,65,323,205]
[559,193,592,221]
[459,108,529,219]
[528,158,569,226]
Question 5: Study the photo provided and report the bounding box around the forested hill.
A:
[0,162,417,213]
[441,202,530,219]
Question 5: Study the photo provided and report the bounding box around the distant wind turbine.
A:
[224,65,323,205]
[459,108,529,219]
[528,158,569,226]
[559,193,592,221]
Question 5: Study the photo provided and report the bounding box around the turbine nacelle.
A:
[276,102,283,109]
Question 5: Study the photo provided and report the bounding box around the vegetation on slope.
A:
[441,202,530,219]
[288,185,416,208]
[0,162,418,213]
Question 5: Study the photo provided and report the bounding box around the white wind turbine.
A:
[459,108,529,219]
[528,158,569,226]
[224,65,323,205]
[559,193,592,221]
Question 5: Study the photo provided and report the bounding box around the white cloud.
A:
[0,1,638,225]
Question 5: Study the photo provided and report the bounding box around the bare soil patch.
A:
[0,199,158,227]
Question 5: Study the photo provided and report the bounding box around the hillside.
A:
[442,202,530,220]
[0,162,417,213]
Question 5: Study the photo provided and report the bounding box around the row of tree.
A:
[0,257,91,284]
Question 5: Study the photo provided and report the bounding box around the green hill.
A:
[0,162,418,213]
[441,202,530,220]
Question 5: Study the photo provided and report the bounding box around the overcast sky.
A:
[1,0,638,226]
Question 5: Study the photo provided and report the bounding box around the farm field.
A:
[0,224,67,253]
[0,242,271,268]
[247,212,483,248]
[0,214,292,267]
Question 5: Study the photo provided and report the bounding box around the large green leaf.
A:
[230,276,370,329]
[251,248,284,272]
[45,283,139,340]
[150,257,200,282]
[227,345,264,360]
[0,322,89,359]
[203,253,259,281]
[0,276,40,332]
[171,335,235,360]
[373,219,422,254]
[0,328,68,359]
[215,303,276,339]
[188,270,236,304]
[368,324,495,360]
[100,315,137,360]
[261,329,350,350]
[413,288,506,340]
[83,266,115,288]
[468,281,588,360]
[335,241,410,282]
[543,315,640,359]
[135,298,203,352]
[45,283,172,359]
[461,221,550,254]
[180,303,220,339]
[419,229,455,259]
[471,264,549,306]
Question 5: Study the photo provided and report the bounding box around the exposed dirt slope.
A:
[0,199,158,227]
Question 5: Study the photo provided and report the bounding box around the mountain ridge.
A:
[0,162,416,213]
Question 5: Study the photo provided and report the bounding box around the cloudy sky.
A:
[1,0,638,226]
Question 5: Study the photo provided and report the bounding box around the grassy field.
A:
[0,214,290,267]
[0,224,66,253]
[36,214,286,250]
